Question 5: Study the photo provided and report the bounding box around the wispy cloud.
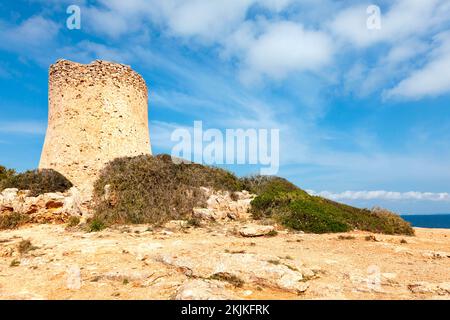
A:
[0,121,46,135]
[385,32,450,99]
[0,15,59,65]
[308,190,450,202]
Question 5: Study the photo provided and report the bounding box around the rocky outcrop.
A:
[156,252,311,294]
[192,188,254,222]
[0,187,87,224]
[239,225,275,237]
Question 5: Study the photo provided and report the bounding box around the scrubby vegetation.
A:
[17,239,37,255]
[0,165,16,183]
[92,154,243,226]
[87,218,106,232]
[246,175,414,235]
[0,166,73,196]
[90,156,413,235]
[0,212,30,230]
[66,216,81,228]
[210,272,244,287]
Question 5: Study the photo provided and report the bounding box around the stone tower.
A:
[39,59,152,197]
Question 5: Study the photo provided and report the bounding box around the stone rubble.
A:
[192,188,255,222]
[0,187,88,223]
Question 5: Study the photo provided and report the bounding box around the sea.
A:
[401,214,450,229]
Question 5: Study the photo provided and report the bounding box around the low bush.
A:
[87,218,106,232]
[248,175,414,235]
[67,216,81,228]
[0,168,73,196]
[0,212,30,230]
[91,156,413,236]
[17,239,37,255]
[0,165,15,183]
[92,154,243,226]
[241,175,298,195]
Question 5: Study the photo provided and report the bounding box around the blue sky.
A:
[1,0,450,214]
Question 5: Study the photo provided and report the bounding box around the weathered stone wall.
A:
[39,59,152,197]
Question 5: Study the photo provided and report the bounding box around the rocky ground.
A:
[0,221,449,300]
[1,187,449,300]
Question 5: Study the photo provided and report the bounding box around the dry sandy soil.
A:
[0,222,449,300]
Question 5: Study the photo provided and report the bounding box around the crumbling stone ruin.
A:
[39,59,152,197]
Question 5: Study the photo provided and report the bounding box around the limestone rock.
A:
[408,281,450,295]
[156,252,308,294]
[1,188,19,202]
[192,188,254,222]
[193,208,227,221]
[239,225,275,237]
[175,279,236,300]
[62,187,84,216]
[43,193,65,210]
[0,187,85,224]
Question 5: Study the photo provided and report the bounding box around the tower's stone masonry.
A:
[39,59,152,197]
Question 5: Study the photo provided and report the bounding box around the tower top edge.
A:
[49,59,148,94]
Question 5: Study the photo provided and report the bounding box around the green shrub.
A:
[248,176,414,235]
[0,168,73,196]
[92,154,243,226]
[88,218,106,232]
[0,212,30,230]
[241,175,299,195]
[0,165,16,183]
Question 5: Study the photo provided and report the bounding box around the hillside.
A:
[1,156,413,236]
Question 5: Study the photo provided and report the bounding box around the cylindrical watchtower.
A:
[39,59,152,197]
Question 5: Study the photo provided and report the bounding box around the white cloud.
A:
[0,16,59,50]
[159,0,253,41]
[332,1,450,99]
[83,7,131,38]
[58,41,133,64]
[84,0,293,41]
[82,0,321,85]
[329,0,449,48]
[244,22,333,79]
[308,190,450,202]
[0,16,60,66]
[385,32,450,99]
